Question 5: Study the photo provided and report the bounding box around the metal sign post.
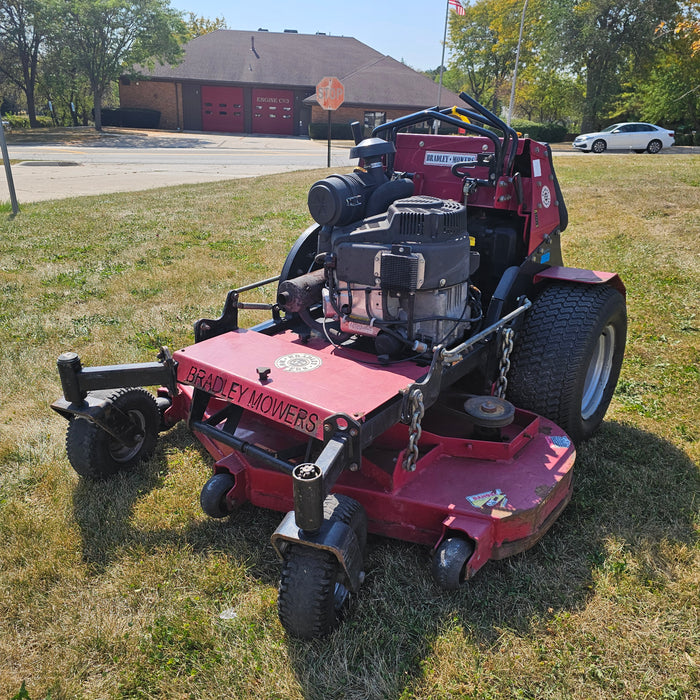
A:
[315,77,345,167]
[0,120,19,214]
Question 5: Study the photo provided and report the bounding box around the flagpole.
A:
[436,0,450,109]
[507,0,529,126]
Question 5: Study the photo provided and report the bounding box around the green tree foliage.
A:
[448,0,529,113]
[635,2,700,129]
[446,0,577,121]
[59,0,184,130]
[445,0,698,131]
[182,12,227,40]
[547,0,680,131]
[0,0,58,127]
[38,41,93,125]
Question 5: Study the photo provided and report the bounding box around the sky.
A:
[169,0,454,72]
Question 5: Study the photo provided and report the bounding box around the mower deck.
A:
[171,328,575,577]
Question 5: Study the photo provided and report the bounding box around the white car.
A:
[573,122,675,153]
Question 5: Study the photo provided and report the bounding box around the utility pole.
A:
[507,0,529,127]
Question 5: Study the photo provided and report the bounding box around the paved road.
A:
[1,131,354,204]
[1,128,696,205]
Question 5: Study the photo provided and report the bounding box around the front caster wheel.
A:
[65,387,159,479]
[432,537,475,590]
[278,546,349,639]
[277,494,366,639]
[200,472,237,518]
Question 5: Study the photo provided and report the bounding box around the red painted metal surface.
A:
[168,373,576,579]
[173,329,426,440]
[252,88,294,135]
[201,86,244,133]
[534,267,626,296]
[393,133,562,254]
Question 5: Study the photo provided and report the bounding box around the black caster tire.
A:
[323,493,367,552]
[278,546,348,639]
[65,387,159,479]
[155,395,173,432]
[507,284,626,444]
[432,537,475,590]
[278,494,366,639]
[200,472,237,518]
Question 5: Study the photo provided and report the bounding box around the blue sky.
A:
[170,0,454,71]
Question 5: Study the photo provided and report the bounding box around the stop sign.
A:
[316,76,345,111]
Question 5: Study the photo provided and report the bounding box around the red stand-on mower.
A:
[52,93,626,639]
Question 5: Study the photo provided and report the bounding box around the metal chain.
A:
[403,388,425,471]
[494,327,514,398]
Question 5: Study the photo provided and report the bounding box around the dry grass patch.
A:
[0,157,698,699]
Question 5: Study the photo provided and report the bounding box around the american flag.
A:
[448,0,465,15]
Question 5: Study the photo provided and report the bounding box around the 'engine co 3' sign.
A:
[316,76,345,111]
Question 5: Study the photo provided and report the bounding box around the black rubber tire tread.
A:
[506,284,626,444]
[278,546,341,639]
[647,139,662,154]
[200,472,237,518]
[323,493,367,553]
[432,537,475,590]
[65,387,159,479]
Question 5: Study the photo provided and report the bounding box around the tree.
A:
[182,12,227,40]
[38,41,93,125]
[0,0,57,127]
[447,0,548,116]
[546,0,680,131]
[634,1,700,128]
[60,0,184,131]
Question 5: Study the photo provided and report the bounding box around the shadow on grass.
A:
[283,420,699,699]
[71,422,282,581]
[69,419,698,698]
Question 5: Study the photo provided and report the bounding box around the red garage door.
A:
[252,89,294,135]
[201,86,244,133]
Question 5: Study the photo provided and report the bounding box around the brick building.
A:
[119,29,462,136]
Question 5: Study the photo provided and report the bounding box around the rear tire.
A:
[647,139,662,154]
[66,388,159,478]
[507,284,626,443]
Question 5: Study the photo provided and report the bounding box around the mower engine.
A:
[278,139,481,357]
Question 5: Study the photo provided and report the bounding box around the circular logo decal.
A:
[274,353,322,373]
[541,185,552,208]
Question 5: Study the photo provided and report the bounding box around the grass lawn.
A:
[0,156,698,699]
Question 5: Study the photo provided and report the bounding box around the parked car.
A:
[573,122,675,153]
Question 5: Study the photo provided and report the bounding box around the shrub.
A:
[510,119,568,143]
[3,114,54,129]
[308,121,356,140]
[99,108,160,128]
